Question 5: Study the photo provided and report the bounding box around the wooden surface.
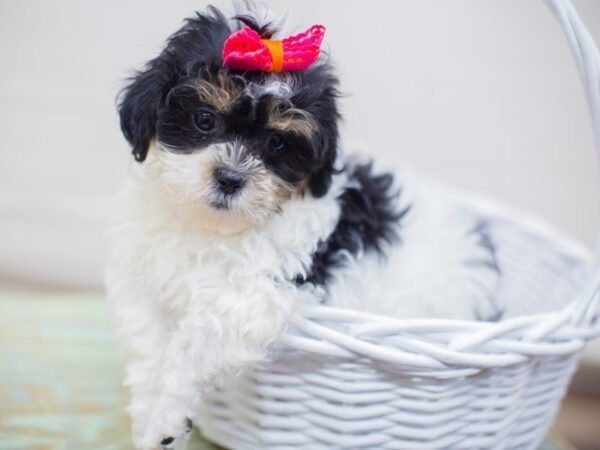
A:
[0,291,570,450]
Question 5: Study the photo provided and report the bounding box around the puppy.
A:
[106,5,499,450]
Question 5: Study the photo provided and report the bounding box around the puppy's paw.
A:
[158,419,193,450]
[140,403,194,450]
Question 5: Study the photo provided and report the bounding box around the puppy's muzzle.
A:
[214,167,247,196]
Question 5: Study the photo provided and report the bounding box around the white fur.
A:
[106,148,498,450]
[232,0,289,38]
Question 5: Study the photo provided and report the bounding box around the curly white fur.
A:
[106,144,341,449]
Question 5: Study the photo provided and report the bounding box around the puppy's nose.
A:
[214,167,246,195]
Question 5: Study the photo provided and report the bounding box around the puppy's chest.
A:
[142,230,314,307]
[127,188,342,309]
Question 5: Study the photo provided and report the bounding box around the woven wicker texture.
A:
[199,1,600,448]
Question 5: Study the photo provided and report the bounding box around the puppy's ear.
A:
[305,68,341,198]
[118,8,230,162]
[118,60,167,163]
[309,124,338,197]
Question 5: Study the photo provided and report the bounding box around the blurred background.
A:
[1,0,599,448]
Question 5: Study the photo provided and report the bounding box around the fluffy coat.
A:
[106,5,499,450]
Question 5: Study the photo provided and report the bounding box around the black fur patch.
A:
[118,7,231,162]
[297,162,410,287]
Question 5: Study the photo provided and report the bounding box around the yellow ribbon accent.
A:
[262,39,284,73]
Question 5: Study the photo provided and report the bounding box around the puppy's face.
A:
[119,9,339,232]
[156,71,321,226]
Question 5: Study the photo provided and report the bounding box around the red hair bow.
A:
[223,25,325,73]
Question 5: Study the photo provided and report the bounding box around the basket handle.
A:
[545,1,600,175]
[545,0,600,323]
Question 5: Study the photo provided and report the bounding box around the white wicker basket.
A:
[198,1,600,448]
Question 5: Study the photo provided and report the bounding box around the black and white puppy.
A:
[106,5,499,450]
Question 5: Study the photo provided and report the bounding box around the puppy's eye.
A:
[266,134,286,155]
[194,110,216,133]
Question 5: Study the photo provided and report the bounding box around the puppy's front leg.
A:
[106,282,173,450]
[142,281,296,450]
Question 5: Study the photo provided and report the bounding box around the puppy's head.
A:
[118,6,340,232]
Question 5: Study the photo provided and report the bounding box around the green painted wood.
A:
[0,292,571,450]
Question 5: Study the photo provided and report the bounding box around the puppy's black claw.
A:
[185,418,193,433]
[161,437,174,446]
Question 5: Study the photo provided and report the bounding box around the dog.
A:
[106,4,500,449]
